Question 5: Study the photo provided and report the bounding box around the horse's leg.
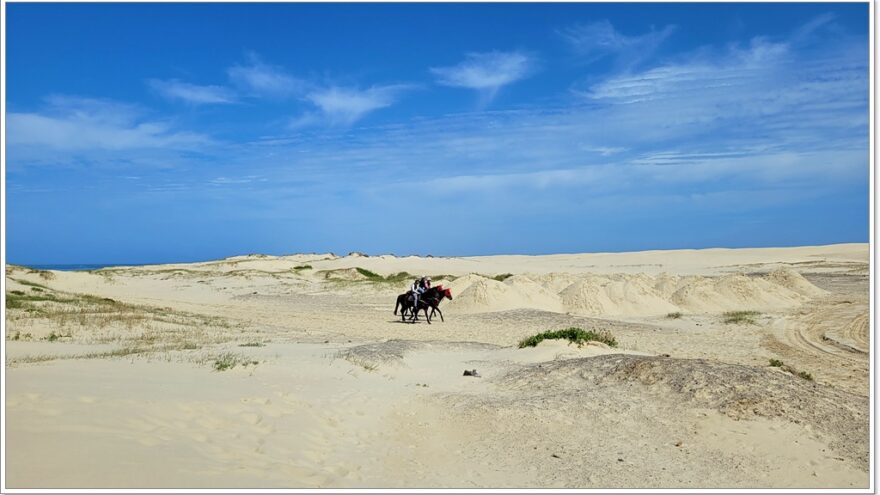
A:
[434,306,444,322]
[424,305,431,325]
[394,297,400,315]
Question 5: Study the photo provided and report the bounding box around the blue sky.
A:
[6,3,870,264]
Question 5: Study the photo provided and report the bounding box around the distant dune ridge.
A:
[442,268,824,316]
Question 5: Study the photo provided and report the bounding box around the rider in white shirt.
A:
[411,276,431,319]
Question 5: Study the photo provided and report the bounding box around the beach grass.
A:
[723,310,761,324]
[518,327,618,349]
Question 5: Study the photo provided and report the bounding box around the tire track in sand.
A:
[765,295,869,396]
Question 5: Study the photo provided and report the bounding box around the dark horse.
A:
[393,285,453,324]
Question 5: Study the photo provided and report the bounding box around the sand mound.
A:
[559,278,616,315]
[765,267,827,297]
[529,273,582,293]
[559,275,679,316]
[445,274,564,313]
[443,269,825,316]
[670,273,806,312]
[446,277,529,313]
[499,354,868,465]
[502,275,565,312]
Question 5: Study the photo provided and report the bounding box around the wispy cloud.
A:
[7,15,866,249]
[303,84,412,125]
[227,53,306,98]
[558,20,675,70]
[7,95,213,167]
[430,51,534,104]
[148,79,236,104]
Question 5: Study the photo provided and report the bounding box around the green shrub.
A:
[493,273,513,282]
[352,268,415,284]
[519,327,617,349]
[723,311,761,324]
[797,371,814,381]
[355,267,381,279]
[769,359,784,367]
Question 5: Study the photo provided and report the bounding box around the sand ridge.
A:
[444,267,825,316]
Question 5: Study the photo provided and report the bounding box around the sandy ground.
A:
[3,243,871,488]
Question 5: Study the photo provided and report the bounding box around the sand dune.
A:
[441,267,825,316]
[3,244,869,488]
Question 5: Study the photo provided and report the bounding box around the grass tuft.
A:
[212,352,259,371]
[14,279,50,289]
[493,273,513,282]
[797,371,814,381]
[293,265,312,270]
[352,268,414,283]
[666,312,683,319]
[768,359,813,381]
[518,327,617,349]
[355,267,381,279]
[723,310,761,325]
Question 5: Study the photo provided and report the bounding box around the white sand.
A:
[3,243,870,488]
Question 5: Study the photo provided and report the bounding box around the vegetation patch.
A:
[12,279,50,290]
[797,371,814,381]
[45,331,70,342]
[723,310,761,325]
[666,312,683,319]
[492,273,514,282]
[343,356,379,372]
[293,265,312,270]
[26,268,56,280]
[8,331,33,341]
[767,359,813,381]
[212,352,260,372]
[353,268,414,283]
[518,327,618,349]
[355,267,382,279]
[238,341,266,347]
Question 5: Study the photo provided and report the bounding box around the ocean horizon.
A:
[23,263,158,272]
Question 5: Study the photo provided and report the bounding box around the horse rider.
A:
[410,276,431,319]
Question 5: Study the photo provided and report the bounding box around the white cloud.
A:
[430,51,533,103]
[7,96,212,166]
[558,20,675,70]
[227,53,305,98]
[8,15,866,229]
[148,79,236,104]
[304,84,411,125]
